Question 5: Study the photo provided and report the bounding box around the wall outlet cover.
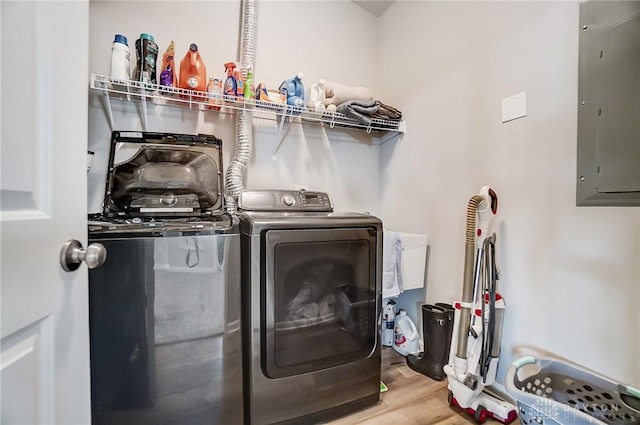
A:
[501,92,527,123]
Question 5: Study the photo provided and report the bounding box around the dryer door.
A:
[262,227,378,378]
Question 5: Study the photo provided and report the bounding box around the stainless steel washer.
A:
[238,190,382,425]
[88,132,243,425]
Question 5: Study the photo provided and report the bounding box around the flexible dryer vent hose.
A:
[225,0,258,213]
[455,195,485,359]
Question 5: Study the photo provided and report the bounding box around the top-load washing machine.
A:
[87,132,243,425]
[237,190,382,425]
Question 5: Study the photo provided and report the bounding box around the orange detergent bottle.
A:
[179,43,207,96]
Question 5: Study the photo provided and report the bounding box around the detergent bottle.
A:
[223,62,237,97]
[382,299,396,347]
[305,78,326,112]
[133,33,158,86]
[206,78,223,111]
[235,66,244,98]
[256,82,269,101]
[110,34,130,81]
[178,43,207,93]
[159,41,177,89]
[244,65,255,100]
[278,72,305,108]
[393,309,420,356]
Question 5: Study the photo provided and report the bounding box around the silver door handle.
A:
[60,239,107,272]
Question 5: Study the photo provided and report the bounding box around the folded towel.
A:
[371,102,403,121]
[382,231,403,299]
[336,99,380,126]
[323,81,374,106]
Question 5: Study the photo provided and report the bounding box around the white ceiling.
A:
[352,1,396,17]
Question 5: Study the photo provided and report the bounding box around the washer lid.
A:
[103,131,223,218]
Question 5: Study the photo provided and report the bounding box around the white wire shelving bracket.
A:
[90,74,405,138]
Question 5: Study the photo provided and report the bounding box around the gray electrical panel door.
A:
[577,1,640,206]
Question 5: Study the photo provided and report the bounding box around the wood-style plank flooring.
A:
[323,347,521,425]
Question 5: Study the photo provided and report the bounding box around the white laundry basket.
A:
[505,356,640,425]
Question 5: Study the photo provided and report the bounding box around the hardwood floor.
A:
[323,347,521,425]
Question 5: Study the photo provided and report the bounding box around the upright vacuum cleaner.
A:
[443,187,518,424]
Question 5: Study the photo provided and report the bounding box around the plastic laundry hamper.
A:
[505,356,640,425]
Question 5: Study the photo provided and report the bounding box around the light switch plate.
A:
[501,92,527,123]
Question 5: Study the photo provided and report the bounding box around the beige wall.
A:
[87,1,382,214]
[379,1,640,387]
[87,0,640,388]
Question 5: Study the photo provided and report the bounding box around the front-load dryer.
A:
[237,190,382,425]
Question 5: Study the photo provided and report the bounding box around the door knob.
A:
[60,239,107,272]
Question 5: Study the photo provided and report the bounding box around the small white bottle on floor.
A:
[382,299,396,346]
[392,310,420,356]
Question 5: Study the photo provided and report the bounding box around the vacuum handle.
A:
[476,186,498,249]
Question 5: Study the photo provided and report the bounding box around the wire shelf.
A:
[90,74,405,137]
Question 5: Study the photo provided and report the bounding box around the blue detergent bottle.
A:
[278,72,304,108]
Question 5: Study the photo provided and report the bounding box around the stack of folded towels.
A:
[320,80,403,126]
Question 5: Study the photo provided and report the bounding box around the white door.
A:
[1,1,91,424]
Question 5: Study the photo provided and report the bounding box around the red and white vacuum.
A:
[443,187,518,424]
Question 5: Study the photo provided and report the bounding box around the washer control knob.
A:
[282,194,296,207]
[162,193,177,206]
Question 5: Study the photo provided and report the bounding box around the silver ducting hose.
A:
[455,195,484,360]
[226,110,253,213]
[225,0,258,212]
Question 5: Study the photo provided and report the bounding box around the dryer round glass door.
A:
[263,227,378,379]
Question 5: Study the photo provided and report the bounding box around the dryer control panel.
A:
[238,190,333,212]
